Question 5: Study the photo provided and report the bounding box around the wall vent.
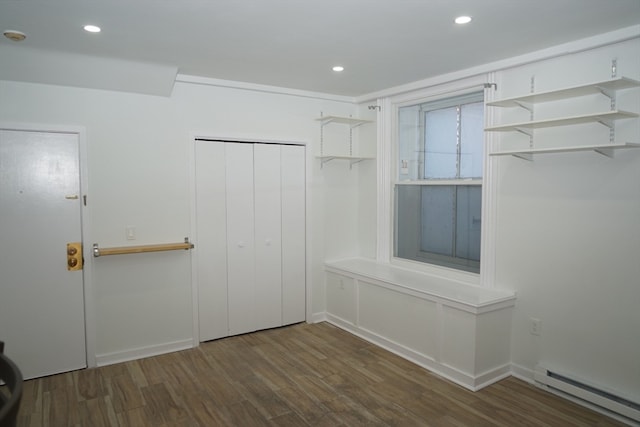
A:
[534,365,640,424]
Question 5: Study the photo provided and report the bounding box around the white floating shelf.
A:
[485,110,638,132]
[487,77,640,108]
[316,115,373,128]
[490,142,640,160]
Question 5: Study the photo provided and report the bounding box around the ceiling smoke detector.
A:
[3,30,27,41]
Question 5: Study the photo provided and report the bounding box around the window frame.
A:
[395,92,484,273]
[377,74,497,286]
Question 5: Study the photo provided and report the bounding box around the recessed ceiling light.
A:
[83,25,101,33]
[454,16,472,24]
[3,30,26,42]
[332,66,344,72]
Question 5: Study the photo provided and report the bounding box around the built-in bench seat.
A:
[324,258,516,390]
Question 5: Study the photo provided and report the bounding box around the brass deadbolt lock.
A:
[67,242,83,271]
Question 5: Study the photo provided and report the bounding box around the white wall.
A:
[492,37,640,402]
[0,77,359,361]
[356,103,378,259]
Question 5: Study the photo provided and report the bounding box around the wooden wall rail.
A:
[92,238,194,257]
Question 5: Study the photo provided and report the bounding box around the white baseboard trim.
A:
[474,365,513,390]
[95,339,194,367]
[510,363,536,385]
[309,311,327,323]
[324,314,508,391]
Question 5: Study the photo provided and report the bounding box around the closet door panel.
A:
[195,141,228,341]
[226,143,256,336]
[254,144,283,329]
[281,145,306,324]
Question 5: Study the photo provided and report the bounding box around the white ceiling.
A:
[1,0,639,97]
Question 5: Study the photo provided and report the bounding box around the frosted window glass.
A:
[424,107,457,179]
[460,102,484,179]
[420,186,454,255]
[398,105,421,180]
[455,186,481,261]
[394,185,421,260]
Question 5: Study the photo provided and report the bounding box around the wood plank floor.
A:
[11,322,626,426]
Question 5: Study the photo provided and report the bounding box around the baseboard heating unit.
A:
[534,365,640,425]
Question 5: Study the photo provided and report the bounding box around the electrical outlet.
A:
[530,318,541,336]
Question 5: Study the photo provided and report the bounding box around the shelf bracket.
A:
[596,118,614,129]
[514,127,533,137]
[321,156,336,165]
[513,100,533,113]
[512,152,533,161]
[595,118,617,143]
[595,85,616,110]
[594,147,615,158]
[318,118,335,128]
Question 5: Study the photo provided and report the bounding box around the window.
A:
[394,92,484,273]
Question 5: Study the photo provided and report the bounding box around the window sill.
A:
[391,255,481,287]
[395,179,482,186]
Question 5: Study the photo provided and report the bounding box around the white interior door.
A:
[225,143,256,336]
[0,129,86,379]
[254,144,282,329]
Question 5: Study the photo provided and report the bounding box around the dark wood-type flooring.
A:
[9,322,625,426]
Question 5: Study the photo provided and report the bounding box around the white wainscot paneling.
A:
[325,272,356,324]
[358,283,437,357]
[324,258,516,391]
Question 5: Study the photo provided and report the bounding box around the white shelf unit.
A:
[486,76,640,160]
[316,114,373,167]
[486,77,640,108]
[485,110,638,133]
[489,142,640,161]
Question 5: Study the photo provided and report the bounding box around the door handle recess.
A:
[67,242,83,271]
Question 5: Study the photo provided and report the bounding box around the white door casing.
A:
[0,129,87,379]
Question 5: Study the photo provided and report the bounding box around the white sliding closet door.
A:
[281,145,306,324]
[254,144,283,329]
[225,143,256,336]
[195,141,228,341]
